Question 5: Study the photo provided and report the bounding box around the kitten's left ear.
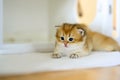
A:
[55,25,60,27]
[55,25,61,30]
[78,28,85,36]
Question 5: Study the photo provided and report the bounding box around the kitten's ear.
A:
[78,28,85,36]
[55,25,60,27]
[55,25,61,30]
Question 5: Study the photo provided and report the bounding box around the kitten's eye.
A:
[69,38,73,41]
[60,37,64,41]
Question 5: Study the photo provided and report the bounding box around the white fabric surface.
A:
[0,52,120,75]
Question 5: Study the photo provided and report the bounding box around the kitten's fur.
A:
[52,23,120,58]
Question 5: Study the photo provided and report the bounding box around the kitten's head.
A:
[55,23,88,47]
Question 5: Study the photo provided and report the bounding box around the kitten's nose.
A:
[64,41,68,47]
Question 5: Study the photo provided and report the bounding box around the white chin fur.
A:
[57,42,85,56]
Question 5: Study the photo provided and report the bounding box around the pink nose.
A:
[64,41,68,47]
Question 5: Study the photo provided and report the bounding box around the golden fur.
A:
[52,23,120,58]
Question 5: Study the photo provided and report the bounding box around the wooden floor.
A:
[0,66,120,80]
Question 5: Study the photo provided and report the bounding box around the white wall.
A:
[90,0,112,37]
[49,0,78,41]
[3,0,49,43]
[3,0,78,43]
[0,0,3,46]
[116,0,120,43]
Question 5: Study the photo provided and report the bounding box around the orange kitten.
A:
[52,23,120,58]
[52,23,92,58]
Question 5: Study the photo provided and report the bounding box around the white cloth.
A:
[0,51,120,76]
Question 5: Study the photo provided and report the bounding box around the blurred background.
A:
[3,0,119,44]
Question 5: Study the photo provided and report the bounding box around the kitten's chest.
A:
[57,43,83,56]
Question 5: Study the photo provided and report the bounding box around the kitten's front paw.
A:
[52,53,61,58]
[70,54,79,59]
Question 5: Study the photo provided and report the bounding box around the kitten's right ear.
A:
[78,28,85,36]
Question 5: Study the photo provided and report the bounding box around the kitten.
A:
[52,23,93,58]
[52,23,120,58]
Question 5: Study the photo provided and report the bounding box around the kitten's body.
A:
[52,23,120,58]
[90,31,120,51]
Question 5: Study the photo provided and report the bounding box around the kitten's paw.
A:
[70,54,79,59]
[52,53,61,58]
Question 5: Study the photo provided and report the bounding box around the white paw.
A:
[70,54,79,59]
[52,53,61,58]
